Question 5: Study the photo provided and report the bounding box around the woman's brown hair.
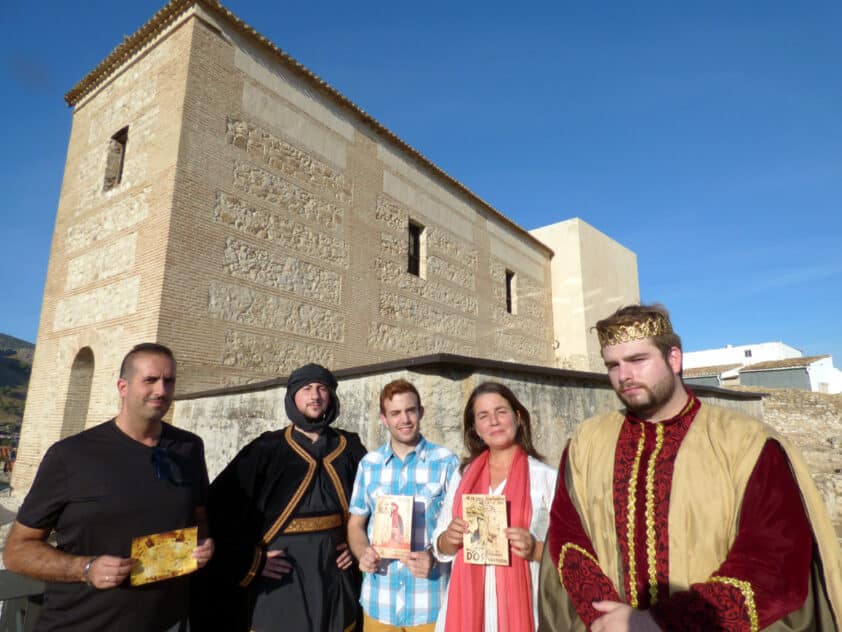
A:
[460,381,544,472]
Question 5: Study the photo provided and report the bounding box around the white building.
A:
[684,342,842,394]
[683,342,801,369]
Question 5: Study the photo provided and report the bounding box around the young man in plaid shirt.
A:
[348,379,459,631]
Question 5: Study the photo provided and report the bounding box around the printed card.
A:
[130,526,198,586]
[462,494,509,566]
[371,495,413,559]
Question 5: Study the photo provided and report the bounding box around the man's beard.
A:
[617,374,677,418]
[300,405,327,422]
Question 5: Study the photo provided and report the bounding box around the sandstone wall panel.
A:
[213,192,349,267]
[223,237,341,304]
[378,290,475,340]
[207,281,344,342]
[376,233,474,291]
[232,44,355,141]
[222,329,334,375]
[227,117,352,205]
[494,330,545,361]
[66,234,137,290]
[65,189,150,253]
[241,82,347,168]
[53,277,141,331]
[375,195,477,268]
[367,322,472,357]
[382,172,472,241]
[232,162,344,231]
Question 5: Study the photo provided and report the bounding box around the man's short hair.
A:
[594,304,682,360]
[119,343,175,380]
[379,379,421,414]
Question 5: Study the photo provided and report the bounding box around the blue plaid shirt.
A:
[349,436,459,626]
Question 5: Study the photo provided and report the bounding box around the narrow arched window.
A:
[408,220,426,278]
[505,270,517,314]
[103,127,128,191]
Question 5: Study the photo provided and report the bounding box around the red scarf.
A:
[444,447,534,632]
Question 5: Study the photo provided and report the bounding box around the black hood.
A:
[283,364,340,432]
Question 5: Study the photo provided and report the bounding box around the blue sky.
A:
[1,1,840,364]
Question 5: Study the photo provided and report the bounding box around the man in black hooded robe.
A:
[202,364,366,631]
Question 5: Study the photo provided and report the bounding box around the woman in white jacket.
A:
[433,382,557,632]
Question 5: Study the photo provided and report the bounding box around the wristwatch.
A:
[82,556,98,585]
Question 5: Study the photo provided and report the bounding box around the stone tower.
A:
[20,0,641,489]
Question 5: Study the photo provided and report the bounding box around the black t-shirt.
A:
[16,419,209,632]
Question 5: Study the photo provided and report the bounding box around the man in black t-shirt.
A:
[4,343,214,632]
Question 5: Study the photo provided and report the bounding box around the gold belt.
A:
[283,513,343,534]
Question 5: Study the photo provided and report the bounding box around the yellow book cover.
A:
[462,494,509,566]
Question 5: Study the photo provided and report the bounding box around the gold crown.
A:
[596,314,673,348]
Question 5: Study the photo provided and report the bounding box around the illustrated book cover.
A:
[371,494,413,559]
[462,494,509,566]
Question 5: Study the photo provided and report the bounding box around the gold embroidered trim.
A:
[238,546,264,587]
[283,513,343,534]
[557,542,598,587]
[625,428,646,608]
[597,313,673,348]
[260,426,318,545]
[710,576,759,632]
[679,396,695,418]
[644,423,664,604]
[323,433,350,516]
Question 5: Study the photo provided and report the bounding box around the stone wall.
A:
[175,365,842,539]
[173,356,764,481]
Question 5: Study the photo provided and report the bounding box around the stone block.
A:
[65,189,150,253]
[227,117,351,205]
[367,322,472,356]
[54,276,140,331]
[213,192,349,267]
[223,237,341,305]
[379,290,475,340]
[232,161,344,231]
[222,329,334,375]
[66,233,137,290]
[207,281,344,342]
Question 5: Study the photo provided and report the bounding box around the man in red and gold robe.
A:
[538,304,842,631]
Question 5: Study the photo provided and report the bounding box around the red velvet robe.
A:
[545,395,816,631]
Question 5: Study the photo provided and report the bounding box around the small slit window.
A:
[407,221,426,278]
[103,126,128,191]
[505,270,517,314]
[744,349,752,358]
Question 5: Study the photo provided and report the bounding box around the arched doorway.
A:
[61,347,95,439]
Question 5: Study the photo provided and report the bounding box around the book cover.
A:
[371,494,413,559]
[462,494,509,566]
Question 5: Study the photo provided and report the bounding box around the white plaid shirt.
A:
[349,436,459,626]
